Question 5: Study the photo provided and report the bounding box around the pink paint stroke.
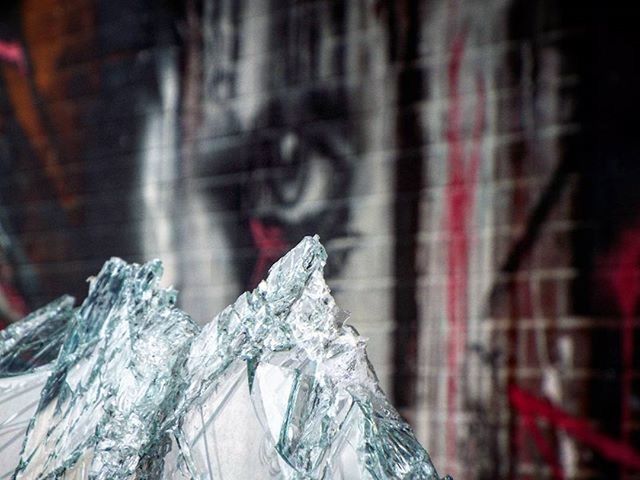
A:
[443,30,486,474]
[0,40,26,72]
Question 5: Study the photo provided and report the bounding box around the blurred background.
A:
[0,0,638,478]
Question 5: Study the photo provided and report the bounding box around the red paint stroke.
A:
[510,385,640,472]
[607,227,640,476]
[249,219,288,288]
[443,31,486,473]
[0,40,26,72]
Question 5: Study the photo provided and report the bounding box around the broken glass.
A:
[0,236,448,479]
[0,295,76,479]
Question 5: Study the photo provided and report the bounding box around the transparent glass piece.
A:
[0,238,448,480]
[0,296,76,477]
[0,295,75,376]
[13,259,199,479]
[170,236,446,479]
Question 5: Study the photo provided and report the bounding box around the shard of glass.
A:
[0,236,449,480]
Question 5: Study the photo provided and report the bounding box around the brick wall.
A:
[0,0,638,478]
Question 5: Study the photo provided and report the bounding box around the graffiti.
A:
[510,386,640,476]
[176,1,358,293]
[469,342,640,478]
[0,1,638,478]
[241,95,356,270]
[442,29,486,472]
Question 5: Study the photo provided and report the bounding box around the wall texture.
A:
[0,1,638,478]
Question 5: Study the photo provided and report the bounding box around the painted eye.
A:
[272,131,333,205]
[247,129,335,225]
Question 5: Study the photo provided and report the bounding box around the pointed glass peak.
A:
[0,236,448,480]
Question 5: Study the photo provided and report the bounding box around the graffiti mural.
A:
[0,0,639,478]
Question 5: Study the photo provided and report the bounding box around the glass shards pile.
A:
[0,236,448,479]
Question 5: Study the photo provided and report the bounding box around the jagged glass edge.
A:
[13,258,199,479]
[168,235,446,479]
[0,295,75,377]
[1,238,448,479]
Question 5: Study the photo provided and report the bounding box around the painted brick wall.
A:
[0,0,638,478]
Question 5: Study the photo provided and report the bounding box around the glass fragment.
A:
[0,237,448,479]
